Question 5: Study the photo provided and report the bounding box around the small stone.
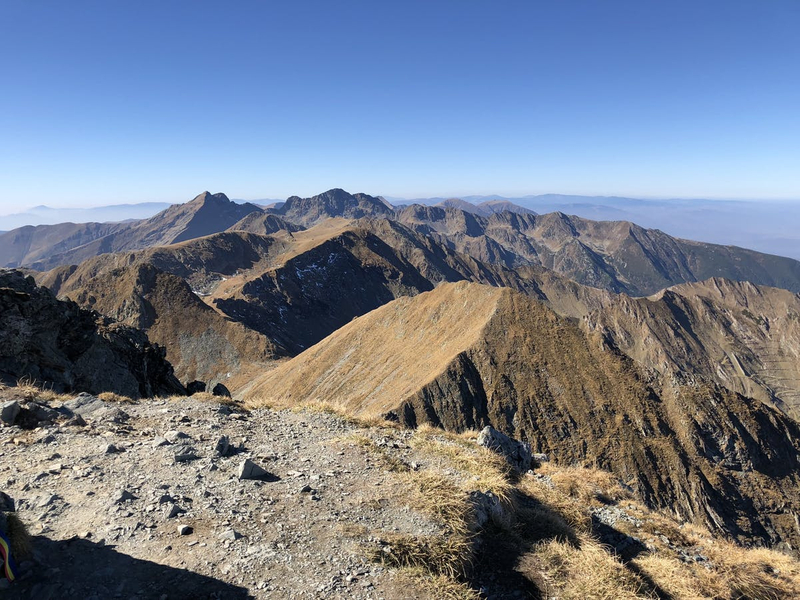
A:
[152,437,170,448]
[238,459,271,480]
[173,444,198,463]
[104,444,123,454]
[112,489,136,504]
[164,430,189,444]
[0,401,20,425]
[219,529,242,541]
[166,504,184,519]
[299,485,313,494]
[177,525,193,536]
[214,435,230,457]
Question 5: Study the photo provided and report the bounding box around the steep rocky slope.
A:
[244,282,800,549]
[46,263,278,385]
[584,277,800,419]
[396,205,800,295]
[3,192,262,270]
[0,270,183,398]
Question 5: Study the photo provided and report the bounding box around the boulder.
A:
[186,380,206,395]
[0,400,20,425]
[476,426,532,474]
[62,393,105,416]
[212,383,231,398]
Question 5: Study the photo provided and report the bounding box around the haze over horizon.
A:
[2,1,799,211]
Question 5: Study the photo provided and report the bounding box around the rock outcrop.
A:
[0,270,184,398]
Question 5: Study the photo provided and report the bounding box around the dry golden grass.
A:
[5,513,32,559]
[411,425,515,506]
[292,400,401,430]
[633,542,800,600]
[12,377,71,404]
[97,391,136,404]
[369,530,475,580]
[167,391,244,408]
[396,569,481,600]
[526,535,651,600]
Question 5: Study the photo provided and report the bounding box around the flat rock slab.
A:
[61,393,105,416]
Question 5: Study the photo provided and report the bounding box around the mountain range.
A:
[5,186,800,554]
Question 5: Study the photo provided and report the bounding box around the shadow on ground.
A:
[4,535,252,599]
[470,490,582,599]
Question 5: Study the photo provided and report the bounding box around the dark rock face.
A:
[186,381,206,395]
[0,270,184,398]
[211,383,231,398]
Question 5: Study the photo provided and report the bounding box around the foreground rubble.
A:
[3,386,800,599]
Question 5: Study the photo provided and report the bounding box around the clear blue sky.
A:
[1,0,799,209]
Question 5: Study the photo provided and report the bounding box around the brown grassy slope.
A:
[584,277,800,419]
[242,283,502,414]
[244,281,800,550]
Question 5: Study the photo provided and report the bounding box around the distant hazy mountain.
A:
[0,192,262,269]
[385,194,800,260]
[0,202,174,229]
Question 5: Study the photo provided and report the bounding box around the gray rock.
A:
[214,435,230,457]
[173,444,198,463]
[27,402,61,422]
[177,524,193,536]
[470,490,511,529]
[164,430,189,444]
[111,489,136,504]
[62,393,105,416]
[0,400,20,425]
[219,528,242,541]
[476,426,532,474]
[63,413,87,427]
[532,453,550,463]
[152,436,170,448]
[166,503,184,519]
[104,443,124,454]
[238,458,270,480]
